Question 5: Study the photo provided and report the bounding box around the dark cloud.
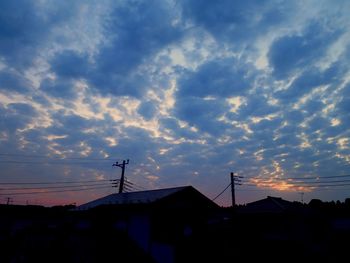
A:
[0,103,37,133]
[268,22,341,79]
[137,100,157,120]
[40,78,77,99]
[250,117,282,131]
[236,95,278,118]
[0,0,46,68]
[0,0,77,69]
[337,97,350,113]
[179,0,293,44]
[88,71,149,98]
[105,126,161,163]
[50,50,90,79]
[323,124,347,138]
[275,65,341,101]
[174,97,229,135]
[177,58,251,98]
[305,116,329,133]
[85,0,182,97]
[337,84,350,114]
[302,99,325,114]
[0,69,31,92]
[159,117,200,140]
[54,113,91,131]
[47,0,182,98]
[99,0,180,74]
[282,110,305,125]
[174,57,258,136]
[39,112,116,157]
[274,133,301,147]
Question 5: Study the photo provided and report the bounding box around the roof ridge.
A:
[76,186,194,210]
[269,196,289,210]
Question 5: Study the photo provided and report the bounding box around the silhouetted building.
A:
[76,186,217,210]
[76,186,218,263]
[240,196,300,214]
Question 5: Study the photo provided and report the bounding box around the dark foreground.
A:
[0,201,350,262]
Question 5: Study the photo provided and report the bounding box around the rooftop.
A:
[77,186,192,210]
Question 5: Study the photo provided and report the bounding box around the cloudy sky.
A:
[1,0,350,206]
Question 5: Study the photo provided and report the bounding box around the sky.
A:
[0,0,350,206]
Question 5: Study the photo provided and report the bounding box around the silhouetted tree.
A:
[309,198,323,209]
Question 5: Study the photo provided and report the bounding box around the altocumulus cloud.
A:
[0,0,350,206]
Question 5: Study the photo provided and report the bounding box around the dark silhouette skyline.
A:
[0,0,350,207]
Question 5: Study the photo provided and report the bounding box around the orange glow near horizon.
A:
[250,177,314,192]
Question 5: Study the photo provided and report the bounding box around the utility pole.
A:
[112,159,129,193]
[300,192,304,204]
[6,197,13,205]
[230,172,242,207]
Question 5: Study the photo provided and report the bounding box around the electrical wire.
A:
[0,153,120,161]
[285,179,350,184]
[0,182,112,191]
[248,174,350,181]
[212,183,231,201]
[0,160,109,165]
[0,179,113,185]
[240,182,350,188]
[0,185,112,195]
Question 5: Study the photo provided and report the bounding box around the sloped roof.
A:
[77,186,192,210]
[241,196,296,213]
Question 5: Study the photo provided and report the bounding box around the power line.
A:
[0,155,124,166]
[242,180,350,187]
[0,160,110,165]
[0,153,119,161]
[0,185,112,196]
[212,183,231,201]
[311,187,350,191]
[240,182,350,188]
[0,179,113,185]
[125,184,146,191]
[286,179,350,185]
[298,183,350,188]
[249,174,350,181]
[236,189,272,192]
[0,182,112,191]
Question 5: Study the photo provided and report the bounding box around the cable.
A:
[249,174,350,181]
[212,183,231,201]
[311,187,350,191]
[0,179,112,185]
[241,182,350,188]
[0,160,109,165]
[0,182,112,191]
[236,189,272,192]
[297,183,350,188]
[124,180,145,191]
[0,153,120,161]
[0,185,112,196]
[286,179,350,185]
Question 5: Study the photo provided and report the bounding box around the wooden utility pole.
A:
[300,192,304,204]
[6,197,13,205]
[112,159,129,193]
[230,172,242,207]
[230,172,235,207]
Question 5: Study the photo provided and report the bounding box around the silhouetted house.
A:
[240,196,298,214]
[77,186,217,210]
[76,186,218,263]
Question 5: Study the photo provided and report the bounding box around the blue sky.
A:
[0,0,350,206]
